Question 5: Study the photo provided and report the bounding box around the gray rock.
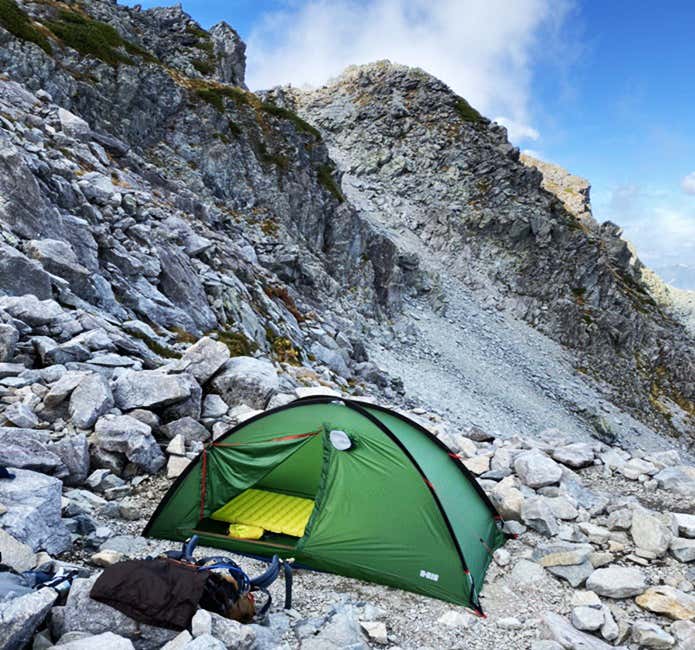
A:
[0,242,52,299]
[671,620,695,649]
[3,402,38,428]
[69,373,114,429]
[26,238,97,301]
[202,394,228,418]
[0,528,36,572]
[0,468,71,553]
[521,496,559,537]
[209,612,256,648]
[113,370,192,411]
[673,512,695,539]
[57,107,91,140]
[44,371,89,408]
[631,621,675,649]
[94,415,165,474]
[540,611,614,649]
[514,450,562,488]
[671,538,695,563]
[547,561,595,588]
[656,467,695,497]
[180,336,230,384]
[631,507,673,558]
[586,566,647,598]
[570,605,604,632]
[299,604,369,650]
[55,632,136,649]
[161,416,209,443]
[62,577,176,650]
[183,635,225,650]
[0,295,63,327]
[0,322,19,361]
[552,443,595,469]
[210,356,279,409]
[0,587,58,650]
[0,427,64,474]
[49,434,91,485]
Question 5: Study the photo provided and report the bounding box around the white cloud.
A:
[681,171,695,195]
[247,0,570,145]
[494,117,540,143]
[598,184,695,289]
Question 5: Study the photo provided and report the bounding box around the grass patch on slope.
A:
[0,0,51,53]
[316,163,344,203]
[454,97,484,124]
[47,9,156,65]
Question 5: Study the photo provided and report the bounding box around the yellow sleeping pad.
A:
[211,488,315,538]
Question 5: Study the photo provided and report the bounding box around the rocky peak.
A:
[290,61,694,436]
[520,153,594,227]
[209,21,247,88]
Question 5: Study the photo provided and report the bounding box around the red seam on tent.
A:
[271,431,320,442]
[424,479,434,489]
[199,448,208,521]
[213,430,320,447]
[448,452,462,459]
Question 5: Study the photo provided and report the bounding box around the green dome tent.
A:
[144,396,507,612]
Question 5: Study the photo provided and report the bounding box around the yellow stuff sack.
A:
[228,523,265,540]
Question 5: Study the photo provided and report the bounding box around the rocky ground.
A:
[0,1,694,649]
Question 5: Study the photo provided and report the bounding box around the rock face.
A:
[290,62,694,436]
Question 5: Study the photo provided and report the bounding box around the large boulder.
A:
[0,468,71,554]
[551,443,595,469]
[180,336,230,384]
[655,466,695,497]
[0,428,64,474]
[0,295,63,327]
[113,370,192,411]
[61,576,176,650]
[50,434,91,485]
[94,415,165,474]
[586,566,647,598]
[0,243,52,299]
[69,373,114,429]
[631,507,673,557]
[540,611,613,649]
[513,450,562,488]
[25,238,97,301]
[54,632,136,650]
[210,356,279,409]
[0,587,58,650]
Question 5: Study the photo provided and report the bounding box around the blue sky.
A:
[124,1,694,289]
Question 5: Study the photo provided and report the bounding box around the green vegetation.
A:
[216,330,257,357]
[0,0,51,53]
[316,163,344,203]
[260,102,321,139]
[192,58,216,76]
[128,329,180,359]
[185,23,208,40]
[454,97,484,124]
[227,119,242,136]
[47,9,156,65]
[196,84,249,112]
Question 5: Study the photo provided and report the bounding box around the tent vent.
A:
[329,429,352,451]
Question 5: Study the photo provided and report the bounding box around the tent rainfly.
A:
[144,396,507,612]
